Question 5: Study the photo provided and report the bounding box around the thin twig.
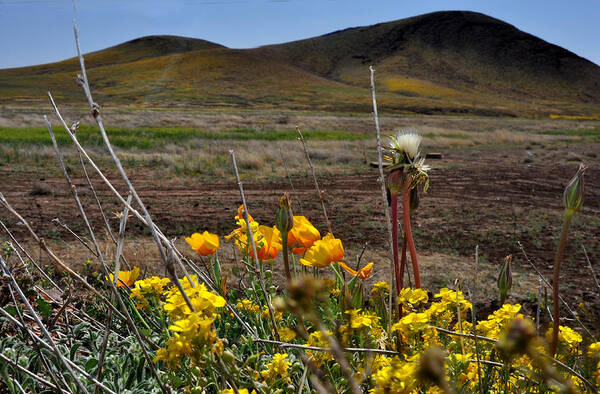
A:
[0,353,69,394]
[0,192,128,322]
[52,217,96,255]
[71,24,197,312]
[517,241,596,340]
[279,146,303,214]
[45,116,168,393]
[230,150,280,340]
[256,338,399,355]
[95,194,132,394]
[296,127,332,234]
[582,244,600,295]
[470,245,483,394]
[0,299,117,394]
[369,66,396,329]
[1,256,89,393]
[0,219,62,291]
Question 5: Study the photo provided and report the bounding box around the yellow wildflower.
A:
[260,353,291,382]
[371,356,417,393]
[588,342,600,358]
[399,288,428,310]
[372,281,390,297]
[278,327,297,342]
[392,312,429,334]
[236,299,260,314]
[546,325,582,353]
[306,331,333,367]
[107,266,140,288]
[347,309,380,329]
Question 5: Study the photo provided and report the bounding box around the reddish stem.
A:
[550,214,572,356]
[391,193,402,304]
[399,234,407,290]
[403,185,421,288]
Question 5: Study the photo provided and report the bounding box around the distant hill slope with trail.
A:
[2,11,599,116]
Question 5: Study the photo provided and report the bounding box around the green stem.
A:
[550,213,573,356]
[282,233,292,282]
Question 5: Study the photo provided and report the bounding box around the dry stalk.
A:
[70,24,196,313]
[0,219,62,291]
[230,150,280,341]
[582,244,600,295]
[0,353,69,394]
[1,256,89,393]
[0,192,128,322]
[369,66,396,328]
[6,282,71,392]
[0,299,117,394]
[296,127,332,235]
[517,241,596,340]
[45,117,169,393]
[255,338,399,355]
[95,194,132,394]
[470,245,483,394]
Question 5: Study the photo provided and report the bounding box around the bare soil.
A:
[1,141,599,332]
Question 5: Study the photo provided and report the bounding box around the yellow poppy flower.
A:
[287,216,321,254]
[299,233,344,268]
[107,266,140,287]
[186,231,219,256]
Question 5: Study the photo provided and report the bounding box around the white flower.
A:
[389,131,422,160]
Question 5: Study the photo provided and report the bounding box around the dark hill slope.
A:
[262,11,600,103]
[0,36,224,78]
[1,12,599,115]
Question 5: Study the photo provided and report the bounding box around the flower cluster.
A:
[154,275,226,366]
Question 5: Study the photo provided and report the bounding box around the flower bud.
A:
[497,255,513,304]
[276,193,294,235]
[563,164,586,216]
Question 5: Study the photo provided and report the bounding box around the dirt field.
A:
[1,111,599,331]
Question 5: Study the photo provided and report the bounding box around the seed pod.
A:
[498,255,513,305]
[276,193,294,234]
[563,164,586,216]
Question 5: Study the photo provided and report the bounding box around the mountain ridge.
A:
[1,11,599,116]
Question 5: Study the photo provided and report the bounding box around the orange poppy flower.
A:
[339,262,374,280]
[257,225,282,260]
[186,231,220,256]
[287,216,321,254]
[299,233,344,268]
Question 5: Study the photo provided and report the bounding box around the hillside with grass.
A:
[2,11,600,116]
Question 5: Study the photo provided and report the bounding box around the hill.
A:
[1,11,599,116]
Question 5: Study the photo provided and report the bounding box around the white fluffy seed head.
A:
[390,131,422,160]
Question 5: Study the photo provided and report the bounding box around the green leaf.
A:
[135,357,145,382]
[69,343,82,360]
[36,297,52,320]
[85,358,98,373]
[3,305,17,318]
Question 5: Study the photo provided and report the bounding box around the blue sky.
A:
[1,0,599,69]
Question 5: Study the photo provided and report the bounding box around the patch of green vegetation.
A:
[0,126,368,149]
[537,128,600,137]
